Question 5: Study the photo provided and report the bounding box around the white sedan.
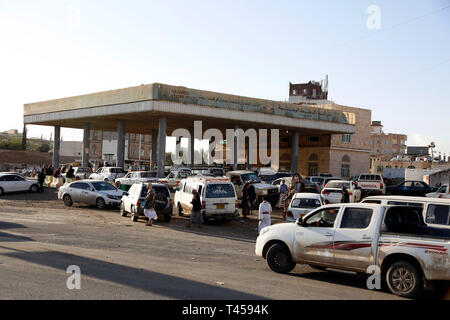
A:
[0,173,39,195]
[286,193,323,222]
[321,180,361,203]
[426,184,449,199]
[114,171,158,189]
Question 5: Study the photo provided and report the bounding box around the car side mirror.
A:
[123,192,129,196]
[296,217,303,226]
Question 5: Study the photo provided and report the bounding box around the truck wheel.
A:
[63,194,73,207]
[266,243,296,274]
[386,261,423,298]
[120,202,127,217]
[178,204,184,217]
[96,197,106,210]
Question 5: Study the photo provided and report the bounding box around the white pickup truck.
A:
[255,203,449,298]
[355,173,386,196]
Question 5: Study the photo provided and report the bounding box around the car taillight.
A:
[137,199,141,207]
[235,200,238,209]
[355,181,358,186]
[380,183,383,189]
[202,201,206,209]
[170,199,173,207]
[323,191,330,195]
[287,211,293,217]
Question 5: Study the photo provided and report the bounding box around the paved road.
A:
[0,189,442,300]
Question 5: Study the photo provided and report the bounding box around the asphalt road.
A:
[0,189,446,300]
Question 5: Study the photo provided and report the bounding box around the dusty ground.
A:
[0,189,446,300]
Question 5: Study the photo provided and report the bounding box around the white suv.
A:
[89,167,127,182]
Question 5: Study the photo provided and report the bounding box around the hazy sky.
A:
[1,0,449,155]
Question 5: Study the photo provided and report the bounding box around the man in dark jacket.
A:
[37,170,46,192]
[242,183,251,221]
[247,184,257,213]
[66,166,75,179]
[187,189,203,228]
[341,186,350,203]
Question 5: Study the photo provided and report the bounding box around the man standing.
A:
[258,197,272,234]
[143,183,158,226]
[248,183,256,214]
[37,169,46,192]
[279,179,288,217]
[241,182,251,221]
[341,186,350,203]
[187,189,203,228]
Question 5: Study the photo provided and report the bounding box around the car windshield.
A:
[140,186,170,198]
[241,173,261,184]
[91,182,117,191]
[140,172,155,178]
[110,168,126,174]
[326,181,350,189]
[291,198,322,208]
[205,184,236,198]
[76,168,91,173]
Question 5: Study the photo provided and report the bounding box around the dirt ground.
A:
[0,188,447,300]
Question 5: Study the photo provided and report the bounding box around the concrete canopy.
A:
[23,83,356,135]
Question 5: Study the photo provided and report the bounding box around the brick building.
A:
[370,121,407,158]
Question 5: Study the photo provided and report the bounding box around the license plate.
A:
[216,204,225,209]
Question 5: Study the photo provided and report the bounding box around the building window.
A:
[92,145,97,155]
[384,150,388,154]
[342,134,351,143]
[308,163,318,176]
[292,89,297,95]
[341,164,350,177]
[307,136,322,143]
[132,148,136,156]
[385,140,389,145]
[341,154,350,177]
[93,131,98,140]
[303,89,308,95]
[370,140,373,145]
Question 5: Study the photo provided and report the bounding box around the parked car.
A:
[158,169,193,190]
[305,176,325,186]
[318,176,343,192]
[361,195,450,229]
[174,176,238,222]
[89,167,127,182]
[0,173,39,195]
[192,167,225,177]
[58,180,125,209]
[355,173,386,196]
[114,171,157,190]
[321,180,361,203]
[61,167,92,180]
[272,177,319,193]
[386,180,437,197]
[426,184,450,199]
[285,193,323,222]
[255,203,450,298]
[120,182,172,222]
[225,170,279,206]
[258,169,291,184]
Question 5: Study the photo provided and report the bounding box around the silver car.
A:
[58,180,125,209]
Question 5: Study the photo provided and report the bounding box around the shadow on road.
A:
[0,221,28,230]
[0,188,58,201]
[0,247,268,299]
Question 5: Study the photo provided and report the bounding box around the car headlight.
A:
[258,190,268,195]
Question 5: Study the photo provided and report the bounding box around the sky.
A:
[0,0,449,156]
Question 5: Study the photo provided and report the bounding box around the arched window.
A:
[341,154,350,177]
[308,153,319,176]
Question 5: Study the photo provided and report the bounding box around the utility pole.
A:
[21,124,27,151]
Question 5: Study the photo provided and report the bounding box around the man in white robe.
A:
[258,198,272,234]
